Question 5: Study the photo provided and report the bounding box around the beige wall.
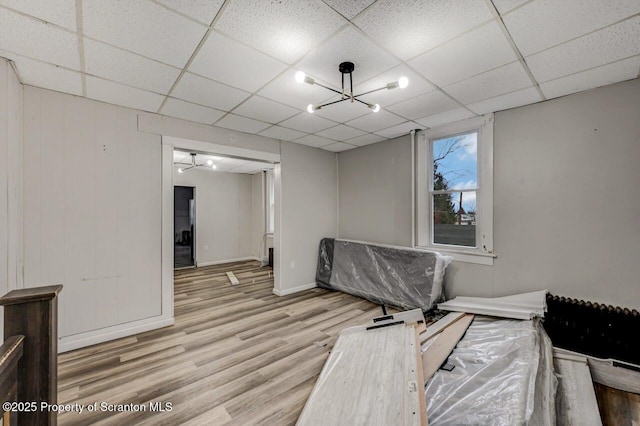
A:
[174,168,253,264]
[338,135,413,247]
[0,59,23,339]
[277,142,337,293]
[23,86,162,346]
[337,78,640,309]
[251,172,265,259]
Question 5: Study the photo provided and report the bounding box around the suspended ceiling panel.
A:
[1,0,638,152]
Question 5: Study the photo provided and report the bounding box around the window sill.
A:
[415,245,495,266]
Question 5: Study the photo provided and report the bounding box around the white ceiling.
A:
[1,0,639,152]
[173,150,274,174]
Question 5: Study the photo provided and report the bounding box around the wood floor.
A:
[57,261,388,425]
[595,383,640,426]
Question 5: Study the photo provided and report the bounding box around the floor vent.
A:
[543,294,640,365]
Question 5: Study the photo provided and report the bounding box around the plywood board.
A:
[422,314,474,384]
[555,357,602,426]
[297,323,426,426]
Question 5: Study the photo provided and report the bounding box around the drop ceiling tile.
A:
[232,96,300,124]
[374,121,422,139]
[1,51,83,95]
[0,7,80,69]
[526,17,640,83]
[353,65,435,107]
[258,68,335,110]
[279,113,336,133]
[160,98,225,124]
[84,39,180,94]
[259,125,307,141]
[155,0,224,25]
[409,21,517,87]
[540,56,640,100]
[354,0,493,60]
[85,76,165,112]
[297,26,399,86]
[83,0,207,67]
[189,32,287,92]
[346,110,405,132]
[444,61,532,104]
[466,87,541,115]
[214,0,345,64]
[323,142,357,152]
[504,0,640,56]
[415,107,477,128]
[293,134,335,148]
[314,97,371,122]
[344,133,386,147]
[172,73,251,111]
[322,0,376,20]
[491,0,530,15]
[0,0,77,31]
[386,91,458,120]
[214,114,271,133]
[316,124,366,141]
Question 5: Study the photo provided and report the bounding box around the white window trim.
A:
[415,114,495,265]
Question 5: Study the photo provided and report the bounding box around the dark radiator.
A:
[543,294,640,365]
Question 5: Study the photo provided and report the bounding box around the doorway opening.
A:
[174,186,195,269]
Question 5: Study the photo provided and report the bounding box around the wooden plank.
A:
[297,323,425,426]
[226,272,239,285]
[555,357,602,426]
[421,314,474,384]
[419,312,465,349]
[436,302,535,320]
[554,347,640,394]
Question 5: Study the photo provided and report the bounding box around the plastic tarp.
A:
[425,316,557,425]
[316,238,452,311]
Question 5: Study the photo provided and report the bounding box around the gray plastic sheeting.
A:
[425,316,557,425]
[316,238,452,311]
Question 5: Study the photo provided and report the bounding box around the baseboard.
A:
[196,256,261,267]
[273,282,317,296]
[58,316,175,353]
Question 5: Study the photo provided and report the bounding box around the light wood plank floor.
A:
[57,261,388,425]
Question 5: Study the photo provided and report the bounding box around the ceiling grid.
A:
[0,0,637,152]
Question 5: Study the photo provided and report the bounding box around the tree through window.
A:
[431,132,478,247]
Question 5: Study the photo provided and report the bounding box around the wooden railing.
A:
[0,285,63,425]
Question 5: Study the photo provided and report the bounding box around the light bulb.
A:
[178,168,183,174]
[295,71,306,83]
[211,164,217,169]
[207,159,213,166]
[307,104,316,113]
[369,103,381,113]
[398,76,409,89]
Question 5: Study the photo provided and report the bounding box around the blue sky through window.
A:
[433,132,477,212]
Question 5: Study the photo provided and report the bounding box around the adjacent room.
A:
[0,0,638,425]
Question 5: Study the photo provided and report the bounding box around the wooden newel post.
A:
[0,285,63,426]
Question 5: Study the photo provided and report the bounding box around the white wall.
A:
[276,142,337,295]
[23,87,164,350]
[338,78,640,309]
[0,58,23,339]
[338,135,413,247]
[251,172,265,259]
[174,167,253,265]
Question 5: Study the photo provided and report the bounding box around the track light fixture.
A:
[295,61,408,114]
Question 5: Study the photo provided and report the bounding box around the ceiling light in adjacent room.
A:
[178,168,184,173]
[207,159,213,166]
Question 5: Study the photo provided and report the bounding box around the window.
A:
[415,115,494,265]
